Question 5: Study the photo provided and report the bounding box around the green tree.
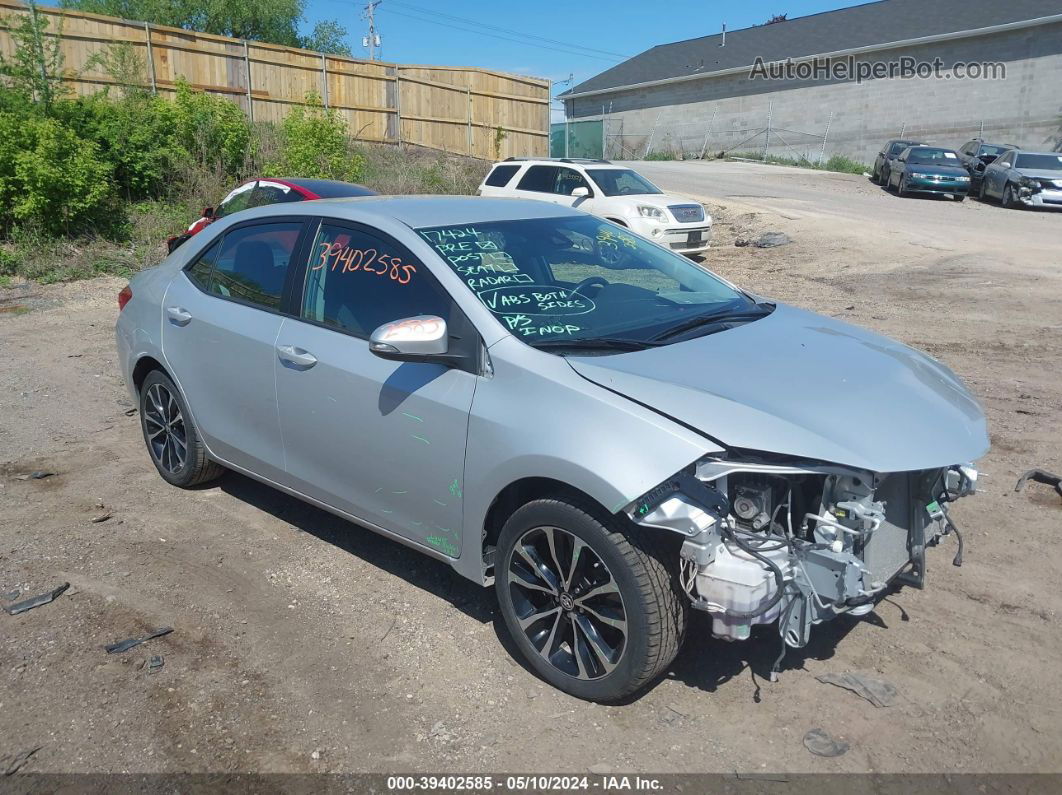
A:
[65,0,349,52]
[300,19,352,56]
[0,0,67,110]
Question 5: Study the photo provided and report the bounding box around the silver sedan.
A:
[116,197,988,702]
[980,149,1062,209]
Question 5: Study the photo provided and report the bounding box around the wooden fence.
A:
[0,0,550,159]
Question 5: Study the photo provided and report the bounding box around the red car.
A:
[166,177,376,253]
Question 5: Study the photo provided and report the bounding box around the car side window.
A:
[485,164,520,187]
[517,165,560,193]
[300,222,451,339]
[186,240,221,289]
[208,222,303,310]
[213,182,257,220]
[553,167,591,196]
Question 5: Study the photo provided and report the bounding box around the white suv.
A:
[477,158,712,256]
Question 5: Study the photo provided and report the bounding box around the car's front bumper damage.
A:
[625,452,979,676]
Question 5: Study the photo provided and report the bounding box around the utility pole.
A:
[362,1,382,61]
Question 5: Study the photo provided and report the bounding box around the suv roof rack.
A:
[502,157,612,164]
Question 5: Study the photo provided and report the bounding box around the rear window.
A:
[485,164,520,187]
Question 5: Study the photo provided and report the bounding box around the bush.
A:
[263,93,364,182]
[171,79,253,178]
[57,92,180,199]
[0,111,115,235]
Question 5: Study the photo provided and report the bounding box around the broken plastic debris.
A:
[754,231,791,248]
[30,471,55,479]
[816,672,898,707]
[1,745,42,775]
[1014,469,1062,500]
[147,655,164,673]
[89,512,112,524]
[105,626,173,654]
[803,728,849,757]
[1,589,19,603]
[3,582,69,615]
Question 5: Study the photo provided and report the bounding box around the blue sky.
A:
[306,0,860,116]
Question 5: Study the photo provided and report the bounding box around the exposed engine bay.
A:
[628,454,978,677]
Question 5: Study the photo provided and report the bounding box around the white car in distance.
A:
[477,158,712,257]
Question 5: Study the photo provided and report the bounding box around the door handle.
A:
[276,344,318,369]
[166,306,192,326]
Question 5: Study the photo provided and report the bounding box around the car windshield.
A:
[584,169,662,196]
[978,144,1010,157]
[1015,153,1062,171]
[889,141,918,155]
[417,215,757,350]
[906,147,961,165]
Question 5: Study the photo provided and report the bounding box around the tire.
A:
[954,195,966,203]
[495,497,687,702]
[978,180,989,202]
[881,167,891,189]
[897,175,908,197]
[1002,183,1021,210]
[870,166,881,185]
[139,369,224,488]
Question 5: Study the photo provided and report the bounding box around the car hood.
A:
[906,164,969,176]
[567,304,989,473]
[1015,168,1062,182]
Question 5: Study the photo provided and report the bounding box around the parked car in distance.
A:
[477,158,711,257]
[166,178,376,253]
[957,139,1019,188]
[871,139,926,185]
[887,146,971,200]
[117,197,986,702]
[978,149,1062,210]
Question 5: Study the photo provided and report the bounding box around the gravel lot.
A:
[2,161,1060,776]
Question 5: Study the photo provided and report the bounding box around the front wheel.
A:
[1002,183,1021,210]
[897,176,909,197]
[978,180,989,201]
[496,498,687,702]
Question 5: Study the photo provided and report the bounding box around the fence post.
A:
[819,110,834,163]
[320,54,329,108]
[899,121,906,137]
[764,101,773,157]
[395,69,403,148]
[644,111,662,158]
[466,84,473,156]
[979,119,984,138]
[698,108,717,159]
[143,22,157,94]
[243,40,254,122]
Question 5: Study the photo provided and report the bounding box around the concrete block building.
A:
[561,0,1062,163]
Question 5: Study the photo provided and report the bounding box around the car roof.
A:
[494,158,624,169]
[268,178,377,198]
[237,195,585,228]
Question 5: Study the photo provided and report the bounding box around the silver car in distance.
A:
[116,197,988,702]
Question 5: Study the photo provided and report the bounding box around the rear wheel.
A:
[496,497,687,702]
[139,370,224,488]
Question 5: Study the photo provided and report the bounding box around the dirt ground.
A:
[1,162,1060,776]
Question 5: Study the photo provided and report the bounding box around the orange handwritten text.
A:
[312,243,416,285]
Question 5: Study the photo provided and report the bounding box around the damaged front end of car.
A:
[624,453,979,677]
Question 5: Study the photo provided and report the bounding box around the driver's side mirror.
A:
[369,315,449,362]
[202,206,215,219]
[571,186,590,198]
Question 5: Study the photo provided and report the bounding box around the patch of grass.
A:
[728,151,869,175]
[644,151,677,161]
[4,145,490,284]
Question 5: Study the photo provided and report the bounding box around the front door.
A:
[161,219,307,482]
[274,219,478,558]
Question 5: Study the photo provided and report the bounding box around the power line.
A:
[387,0,632,60]
[380,7,628,63]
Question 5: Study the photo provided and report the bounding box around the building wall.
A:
[567,23,1062,163]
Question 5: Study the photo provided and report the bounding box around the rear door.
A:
[273,218,478,556]
[161,218,309,482]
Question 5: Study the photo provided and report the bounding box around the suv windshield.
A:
[418,216,759,350]
[906,147,961,165]
[585,169,662,196]
[1015,153,1062,171]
